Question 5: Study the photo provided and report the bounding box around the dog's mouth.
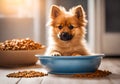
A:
[58,32,73,41]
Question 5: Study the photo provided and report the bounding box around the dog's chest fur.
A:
[55,41,85,55]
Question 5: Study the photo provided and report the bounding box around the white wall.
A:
[0,18,34,41]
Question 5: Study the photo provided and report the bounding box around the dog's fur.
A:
[45,5,91,56]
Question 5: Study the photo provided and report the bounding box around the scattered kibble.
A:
[7,70,111,78]
[0,38,43,50]
[73,70,111,78]
[7,71,48,78]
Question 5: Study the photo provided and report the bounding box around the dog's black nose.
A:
[59,32,73,41]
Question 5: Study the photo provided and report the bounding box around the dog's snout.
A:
[59,32,73,41]
[61,32,69,37]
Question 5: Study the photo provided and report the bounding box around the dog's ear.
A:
[74,5,85,19]
[51,5,61,19]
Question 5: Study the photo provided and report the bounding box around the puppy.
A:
[45,5,91,56]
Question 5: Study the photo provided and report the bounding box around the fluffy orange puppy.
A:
[46,5,91,56]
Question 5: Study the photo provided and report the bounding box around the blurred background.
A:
[0,0,120,56]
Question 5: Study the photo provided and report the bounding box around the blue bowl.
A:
[36,54,104,74]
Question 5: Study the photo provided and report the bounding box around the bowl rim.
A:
[36,54,105,59]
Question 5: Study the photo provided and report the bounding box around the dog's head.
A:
[49,5,87,41]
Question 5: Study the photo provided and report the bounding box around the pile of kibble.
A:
[7,71,48,78]
[7,70,111,78]
[73,70,111,78]
[0,38,43,50]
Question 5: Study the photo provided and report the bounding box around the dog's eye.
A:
[58,25,63,29]
[68,25,74,29]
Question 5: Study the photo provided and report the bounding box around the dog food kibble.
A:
[7,71,48,78]
[0,38,43,50]
[7,70,111,78]
[73,70,111,78]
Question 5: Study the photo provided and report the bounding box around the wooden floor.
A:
[0,58,120,84]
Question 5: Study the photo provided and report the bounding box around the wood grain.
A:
[0,58,120,84]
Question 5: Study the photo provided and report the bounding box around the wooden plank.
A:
[41,74,112,84]
[101,58,120,84]
[0,64,46,84]
[0,68,20,84]
[79,78,112,84]
[18,77,44,84]
[41,75,84,84]
[41,58,119,84]
[0,77,21,84]
[100,58,120,73]
[0,58,120,84]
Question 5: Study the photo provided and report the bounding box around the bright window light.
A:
[0,0,34,17]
